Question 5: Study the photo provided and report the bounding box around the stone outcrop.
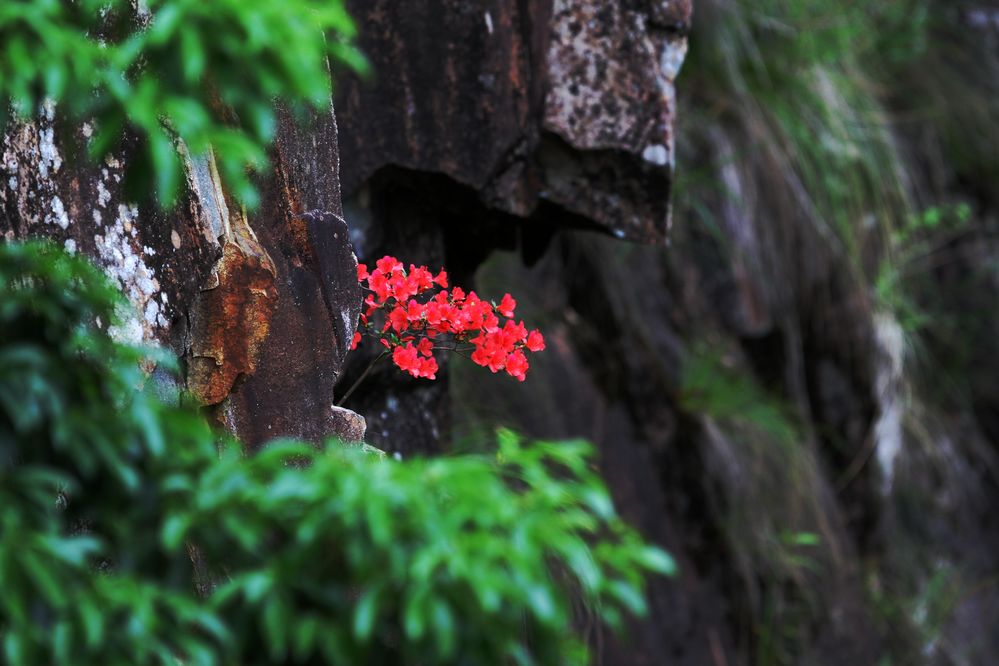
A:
[336,0,690,241]
[333,0,692,456]
[2,103,364,449]
[331,1,999,664]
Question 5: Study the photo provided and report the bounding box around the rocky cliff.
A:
[2,104,364,447]
[334,1,999,664]
[5,1,999,664]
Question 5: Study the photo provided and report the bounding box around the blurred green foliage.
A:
[0,240,673,664]
[678,0,998,320]
[874,202,973,334]
[680,345,798,446]
[675,2,999,662]
[679,0,928,248]
[679,344,829,666]
[0,0,367,207]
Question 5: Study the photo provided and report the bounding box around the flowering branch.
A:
[349,255,545,383]
[335,350,388,407]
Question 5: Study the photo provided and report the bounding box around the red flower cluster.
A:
[352,256,545,381]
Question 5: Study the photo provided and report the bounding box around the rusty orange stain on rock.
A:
[187,239,278,405]
[286,209,315,267]
[275,153,315,267]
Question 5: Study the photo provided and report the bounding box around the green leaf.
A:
[353,586,380,641]
[431,599,456,658]
[293,617,319,658]
[634,546,677,576]
[403,588,427,639]
[78,598,105,648]
[782,531,821,547]
[606,580,647,617]
[43,535,100,567]
[148,2,182,45]
[526,583,556,623]
[581,486,615,520]
[242,571,272,605]
[161,515,189,550]
[149,131,180,206]
[564,541,602,592]
[263,595,288,659]
[179,28,205,83]
[4,632,24,664]
[23,548,67,608]
[53,621,72,664]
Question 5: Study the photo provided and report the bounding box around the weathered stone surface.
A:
[186,236,278,406]
[332,0,692,455]
[336,0,691,241]
[329,406,367,443]
[539,0,688,239]
[2,108,218,349]
[3,100,364,447]
[207,107,363,449]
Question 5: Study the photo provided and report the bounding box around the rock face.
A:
[2,103,364,449]
[332,1,999,665]
[333,0,692,456]
[7,1,996,664]
[336,0,690,241]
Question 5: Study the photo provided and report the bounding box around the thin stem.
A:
[336,351,388,407]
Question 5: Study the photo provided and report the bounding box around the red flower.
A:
[526,330,545,352]
[391,273,416,301]
[471,345,504,373]
[376,256,403,274]
[409,265,434,292]
[392,343,439,379]
[353,255,544,384]
[369,272,391,303]
[418,356,438,379]
[482,311,500,333]
[350,331,362,350]
[505,350,529,381]
[388,306,409,333]
[425,300,447,328]
[497,293,516,318]
[393,343,420,376]
[406,299,424,323]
